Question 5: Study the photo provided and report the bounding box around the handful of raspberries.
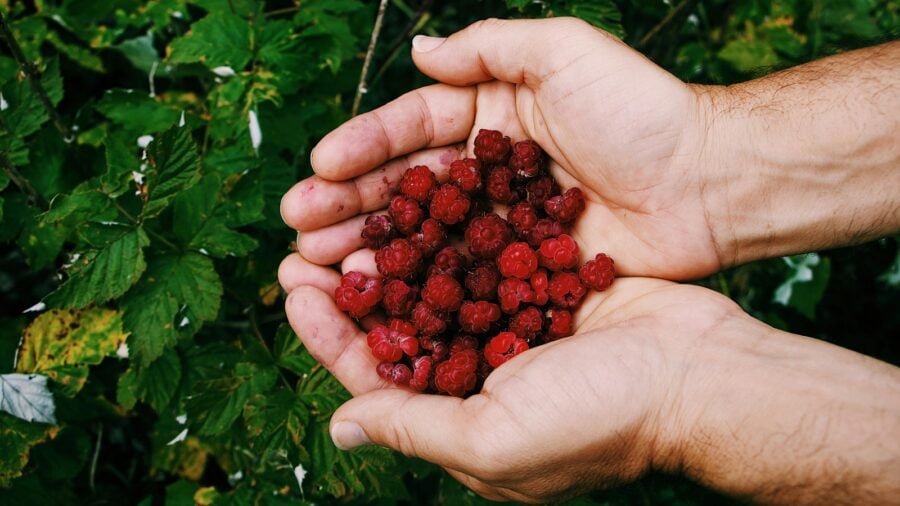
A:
[334,129,615,397]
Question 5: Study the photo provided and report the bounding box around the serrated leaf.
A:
[0,58,63,165]
[16,307,128,396]
[186,362,278,435]
[0,374,56,423]
[273,325,306,376]
[243,389,309,454]
[168,12,253,70]
[96,89,180,134]
[562,0,624,39]
[719,38,779,73]
[0,411,54,486]
[172,173,259,258]
[118,349,182,411]
[143,125,201,218]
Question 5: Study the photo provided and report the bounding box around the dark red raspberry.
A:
[421,335,449,362]
[545,308,574,341]
[484,331,529,368]
[409,356,433,391]
[473,129,511,164]
[422,273,464,312]
[458,300,502,334]
[497,278,535,314]
[449,158,482,193]
[509,140,544,179]
[412,302,447,336]
[547,271,587,308]
[524,175,560,209]
[522,218,569,248]
[334,271,383,319]
[388,195,425,235]
[376,362,394,380]
[449,334,479,354]
[399,165,437,202]
[579,253,616,291]
[544,187,586,223]
[485,166,519,204]
[409,218,447,257]
[434,348,479,397]
[498,242,539,279]
[377,362,412,385]
[361,215,394,250]
[465,262,501,301]
[465,213,514,259]
[375,238,422,280]
[507,202,539,237]
[538,234,580,271]
[427,246,468,279]
[429,184,471,225]
[381,279,418,317]
[509,306,543,341]
[366,320,419,362]
[530,269,550,305]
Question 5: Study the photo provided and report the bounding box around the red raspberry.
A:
[412,302,447,336]
[524,175,560,208]
[538,234,580,271]
[506,202,539,237]
[498,242,539,279]
[485,166,518,204]
[376,361,393,380]
[548,271,587,308]
[497,277,535,314]
[450,334,479,354]
[545,308,574,341]
[361,215,394,250]
[473,129,511,164]
[434,348,479,397]
[399,165,437,202]
[422,273,464,312]
[375,238,422,280]
[381,279,418,317]
[429,184,471,225]
[449,158,482,193]
[530,269,550,305]
[458,300,502,334]
[544,187,586,223]
[388,195,425,235]
[409,356,433,391]
[427,246,468,279]
[522,218,569,248]
[465,262,501,301]
[509,306,543,341]
[465,213,514,259]
[484,331,529,368]
[509,140,544,179]
[377,362,412,386]
[366,320,419,362]
[409,218,447,257]
[334,271,383,319]
[421,335,449,362]
[579,253,616,291]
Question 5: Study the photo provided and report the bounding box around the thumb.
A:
[411,17,611,86]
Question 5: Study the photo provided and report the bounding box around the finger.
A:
[311,84,476,182]
[341,249,378,278]
[282,144,464,232]
[298,215,370,266]
[284,285,387,395]
[277,253,341,293]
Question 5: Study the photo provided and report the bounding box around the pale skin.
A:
[278,17,900,504]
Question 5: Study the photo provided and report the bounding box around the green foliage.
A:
[0,1,896,505]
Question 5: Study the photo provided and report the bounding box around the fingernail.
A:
[412,35,446,53]
[331,422,370,450]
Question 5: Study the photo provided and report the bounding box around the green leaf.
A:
[0,374,56,423]
[143,125,201,218]
[773,254,831,319]
[273,325,306,376]
[116,32,166,75]
[0,412,54,486]
[718,38,779,73]
[172,173,259,257]
[0,58,63,165]
[243,389,309,456]
[96,89,180,134]
[117,349,182,412]
[562,0,625,39]
[168,12,253,70]
[43,228,149,309]
[186,362,278,435]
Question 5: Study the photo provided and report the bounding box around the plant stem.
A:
[89,424,103,493]
[0,153,46,207]
[352,0,390,117]
[0,11,72,140]
[638,0,693,48]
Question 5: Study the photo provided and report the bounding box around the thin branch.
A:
[0,153,46,207]
[0,11,72,140]
[352,0,390,117]
[89,424,103,493]
[637,0,692,49]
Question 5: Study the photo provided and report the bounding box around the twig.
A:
[371,11,432,87]
[637,0,692,49]
[264,5,301,18]
[352,0,389,117]
[0,11,72,140]
[89,424,103,493]
[381,0,433,62]
[0,153,46,207]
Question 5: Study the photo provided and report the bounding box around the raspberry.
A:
[422,273,464,312]
[366,320,419,362]
[429,184,471,225]
[506,202,539,237]
[412,302,447,336]
[484,332,529,368]
[409,356,433,391]
[548,271,587,308]
[334,271,383,319]
[449,335,479,354]
[509,140,544,179]
[497,277,534,314]
[377,362,412,386]
[382,279,418,317]
[465,213,514,259]
[545,308,573,341]
[465,262,501,301]
[473,129,511,164]
[427,246,468,279]
[544,187,586,223]
[361,215,394,250]
[509,306,543,341]
[524,176,560,208]
[538,234,580,271]
[421,335,449,362]
[409,218,447,257]
[434,348,479,397]
[522,218,569,248]
[449,158,482,193]
[458,300,502,334]
[530,269,550,305]
[399,165,437,202]
[388,195,425,235]
[485,166,519,204]
[498,242,539,279]
[375,238,422,280]
[579,253,616,292]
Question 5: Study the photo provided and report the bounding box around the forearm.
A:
[697,41,900,267]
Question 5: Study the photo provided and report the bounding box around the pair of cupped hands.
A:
[277,18,884,503]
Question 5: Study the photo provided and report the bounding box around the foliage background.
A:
[0,0,896,504]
